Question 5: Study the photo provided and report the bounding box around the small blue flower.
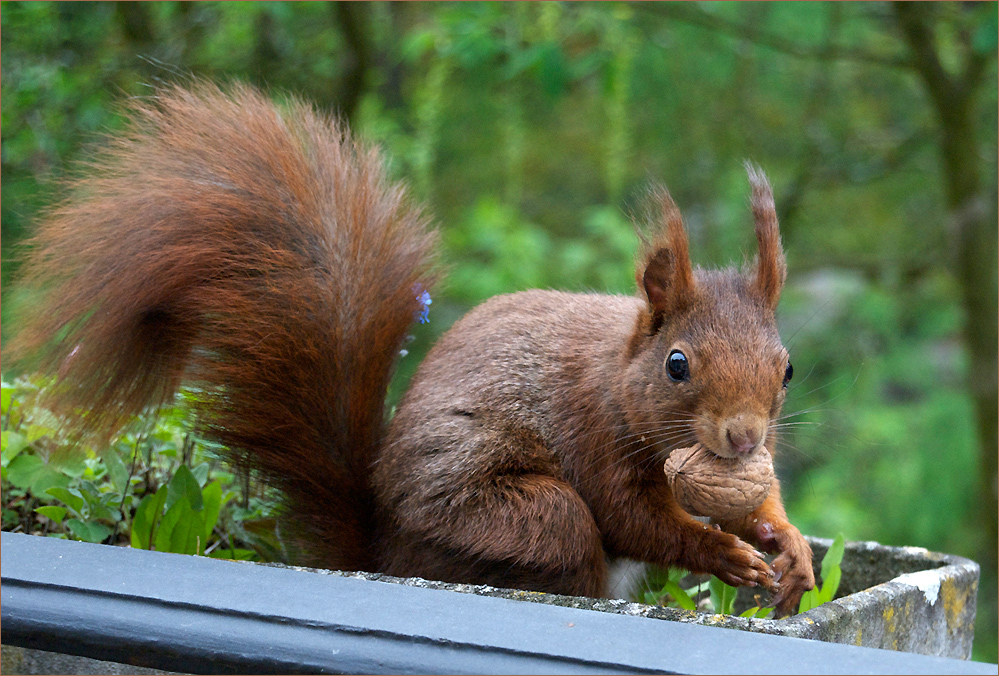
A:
[414,284,432,324]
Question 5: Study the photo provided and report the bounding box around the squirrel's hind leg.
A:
[378,472,608,598]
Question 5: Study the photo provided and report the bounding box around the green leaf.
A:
[168,506,204,555]
[1,383,13,413]
[666,567,689,582]
[166,465,203,512]
[191,461,210,487]
[799,587,821,614]
[155,496,192,553]
[104,449,130,496]
[1,430,29,465]
[821,533,846,579]
[818,563,842,605]
[35,505,67,524]
[5,454,44,489]
[82,494,118,523]
[709,577,738,615]
[36,470,74,499]
[200,480,223,546]
[131,495,154,549]
[131,485,168,550]
[660,580,697,611]
[65,518,112,543]
[8,454,71,496]
[682,579,712,598]
[3,507,21,528]
[45,486,86,518]
[78,479,103,497]
[50,453,88,478]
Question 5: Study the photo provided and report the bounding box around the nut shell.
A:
[664,443,774,520]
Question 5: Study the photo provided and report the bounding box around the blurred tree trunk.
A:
[377,2,407,113]
[332,1,373,125]
[777,3,843,239]
[251,7,279,91]
[115,2,155,49]
[175,3,206,70]
[893,0,998,588]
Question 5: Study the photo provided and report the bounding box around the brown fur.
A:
[10,82,439,571]
[11,83,813,615]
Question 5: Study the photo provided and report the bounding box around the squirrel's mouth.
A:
[695,417,768,460]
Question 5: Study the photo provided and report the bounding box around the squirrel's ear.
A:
[745,163,786,312]
[636,187,694,327]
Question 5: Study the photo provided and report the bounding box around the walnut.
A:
[664,443,774,520]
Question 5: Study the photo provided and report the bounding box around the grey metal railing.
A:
[1,531,994,675]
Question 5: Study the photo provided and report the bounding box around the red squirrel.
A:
[11,82,814,616]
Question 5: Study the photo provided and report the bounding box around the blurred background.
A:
[1,1,996,661]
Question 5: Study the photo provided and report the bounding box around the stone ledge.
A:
[254,535,980,659]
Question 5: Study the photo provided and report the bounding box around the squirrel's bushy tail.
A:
[11,82,438,570]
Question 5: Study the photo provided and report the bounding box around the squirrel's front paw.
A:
[756,521,814,617]
[698,527,775,590]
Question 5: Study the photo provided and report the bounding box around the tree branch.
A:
[892,2,957,102]
[638,3,912,70]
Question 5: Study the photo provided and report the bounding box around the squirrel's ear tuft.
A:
[745,163,786,311]
[636,187,694,329]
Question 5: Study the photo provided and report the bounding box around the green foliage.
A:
[778,274,981,560]
[799,534,846,613]
[739,603,775,620]
[643,569,774,618]
[642,567,699,611]
[709,575,739,615]
[1,1,995,660]
[641,534,846,618]
[1,379,271,560]
[443,198,636,307]
[130,466,222,556]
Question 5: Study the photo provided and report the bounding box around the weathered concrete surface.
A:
[274,536,979,660]
[772,538,981,659]
[1,646,177,675]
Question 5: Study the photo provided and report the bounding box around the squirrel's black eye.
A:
[783,361,793,388]
[666,350,690,382]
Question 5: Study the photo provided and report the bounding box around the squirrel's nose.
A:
[723,416,763,455]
